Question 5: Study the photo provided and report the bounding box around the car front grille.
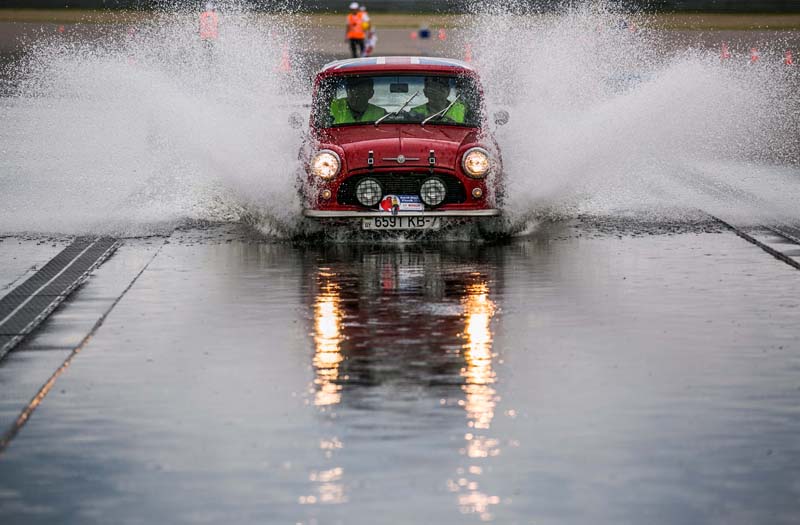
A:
[337,172,466,208]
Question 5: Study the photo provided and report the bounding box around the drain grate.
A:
[0,237,119,361]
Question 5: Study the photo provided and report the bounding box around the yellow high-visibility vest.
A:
[330,98,386,124]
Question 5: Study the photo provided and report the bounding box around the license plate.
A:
[362,216,441,230]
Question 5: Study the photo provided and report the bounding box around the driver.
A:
[411,76,466,123]
[330,77,387,124]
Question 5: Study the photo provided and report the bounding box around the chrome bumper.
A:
[304,209,501,218]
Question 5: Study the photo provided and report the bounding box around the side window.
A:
[313,79,345,128]
[454,76,482,125]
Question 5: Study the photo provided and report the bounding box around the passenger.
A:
[360,5,370,32]
[411,77,466,123]
[360,5,376,57]
[330,77,387,124]
[345,2,366,59]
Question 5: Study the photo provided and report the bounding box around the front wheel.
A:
[476,216,510,239]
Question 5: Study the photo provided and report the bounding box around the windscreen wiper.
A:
[375,91,419,127]
[421,96,461,127]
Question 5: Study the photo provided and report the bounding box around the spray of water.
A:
[2,1,799,238]
[460,1,800,228]
[1,1,309,237]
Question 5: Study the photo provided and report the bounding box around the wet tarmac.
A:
[2,10,800,524]
[1,222,800,524]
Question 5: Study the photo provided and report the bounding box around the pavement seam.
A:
[0,236,169,456]
[711,215,800,271]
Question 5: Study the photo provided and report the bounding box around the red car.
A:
[299,56,506,232]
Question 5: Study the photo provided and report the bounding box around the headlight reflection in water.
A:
[302,274,348,506]
[451,280,502,521]
[307,270,506,516]
[313,276,344,408]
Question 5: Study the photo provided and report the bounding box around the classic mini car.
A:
[298,56,506,231]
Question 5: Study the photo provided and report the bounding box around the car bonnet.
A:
[320,124,479,171]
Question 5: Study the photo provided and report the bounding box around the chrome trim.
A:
[304,209,501,218]
[382,155,420,164]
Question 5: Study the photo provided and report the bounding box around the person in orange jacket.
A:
[361,4,376,57]
[345,2,365,58]
[199,3,219,45]
[199,2,219,65]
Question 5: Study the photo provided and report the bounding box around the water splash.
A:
[2,2,799,238]
[1,2,309,237]
[459,1,800,228]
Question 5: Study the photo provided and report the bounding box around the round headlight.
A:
[420,177,447,206]
[356,178,382,206]
[310,150,341,180]
[462,147,491,178]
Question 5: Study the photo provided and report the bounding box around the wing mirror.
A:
[493,110,510,126]
[288,112,304,130]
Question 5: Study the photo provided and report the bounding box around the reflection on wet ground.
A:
[0,223,799,524]
[306,244,504,518]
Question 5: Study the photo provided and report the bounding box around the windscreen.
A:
[313,74,483,128]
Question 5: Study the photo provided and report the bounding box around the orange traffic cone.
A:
[464,43,473,63]
[750,47,760,63]
[720,42,731,61]
[410,31,418,40]
[57,25,65,33]
[277,45,291,73]
[785,49,794,66]
[438,28,446,41]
